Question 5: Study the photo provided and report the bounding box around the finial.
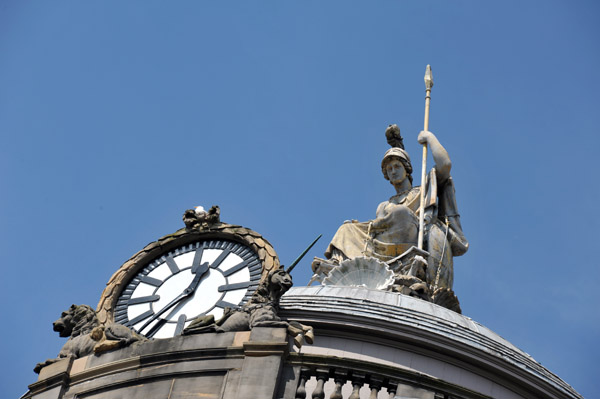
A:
[424,65,434,90]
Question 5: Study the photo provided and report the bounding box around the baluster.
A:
[349,383,361,399]
[349,372,365,399]
[329,369,348,399]
[312,368,329,399]
[369,376,383,399]
[296,377,307,399]
[387,380,398,399]
[296,368,311,399]
[329,380,343,399]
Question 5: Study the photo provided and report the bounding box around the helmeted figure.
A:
[316,125,468,311]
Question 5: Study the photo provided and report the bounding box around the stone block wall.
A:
[26,328,288,399]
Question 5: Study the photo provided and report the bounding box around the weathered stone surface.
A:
[236,354,284,398]
[25,328,291,399]
[249,326,288,343]
[396,384,435,399]
[25,386,63,399]
[34,305,145,374]
[36,358,72,382]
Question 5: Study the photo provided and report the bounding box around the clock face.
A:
[114,239,261,338]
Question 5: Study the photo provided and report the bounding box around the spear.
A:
[286,234,322,273]
[417,65,434,250]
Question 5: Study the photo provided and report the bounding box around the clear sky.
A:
[1,1,598,398]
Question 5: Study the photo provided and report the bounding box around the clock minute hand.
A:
[138,262,209,334]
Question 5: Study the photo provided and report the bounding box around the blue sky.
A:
[1,1,598,398]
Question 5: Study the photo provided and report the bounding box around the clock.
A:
[96,208,280,338]
[113,239,262,338]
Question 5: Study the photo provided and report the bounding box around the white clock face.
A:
[115,239,261,338]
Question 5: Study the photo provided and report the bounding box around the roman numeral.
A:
[127,310,154,327]
[210,248,231,269]
[174,314,187,336]
[140,276,162,287]
[128,295,160,305]
[223,259,250,277]
[166,256,179,274]
[217,281,251,292]
[216,300,237,309]
[191,247,204,273]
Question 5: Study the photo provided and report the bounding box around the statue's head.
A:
[268,268,293,292]
[53,304,99,338]
[251,267,293,304]
[381,147,413,185]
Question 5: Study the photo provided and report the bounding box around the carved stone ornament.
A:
[183,267,314,348]
[96,206,280,328]
[183,205,221,230]
[34,304,146,374]
[322,257,395,290]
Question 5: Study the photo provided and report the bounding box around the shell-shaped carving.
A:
[322,257,394,290]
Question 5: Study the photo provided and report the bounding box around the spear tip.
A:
[424,64,434,89]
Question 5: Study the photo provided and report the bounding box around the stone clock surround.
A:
[96,224,280,326]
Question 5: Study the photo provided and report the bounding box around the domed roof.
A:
[280,286,581,399]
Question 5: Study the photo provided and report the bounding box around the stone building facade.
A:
[25,286,581,399]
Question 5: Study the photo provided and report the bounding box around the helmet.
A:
[381,147,412,180]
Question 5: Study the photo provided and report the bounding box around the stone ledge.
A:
[243,341,288,356]
[37,358,72,383]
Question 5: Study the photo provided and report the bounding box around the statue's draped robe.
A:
[325,169,468,290]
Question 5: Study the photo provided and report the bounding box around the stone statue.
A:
[34,304,146,374]
[314,125,468,312]
[184,267,314,347]
[183,205,221,229]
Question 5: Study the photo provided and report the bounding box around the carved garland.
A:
[96,222,280,325]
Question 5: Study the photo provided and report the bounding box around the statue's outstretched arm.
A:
[417,131,451,183]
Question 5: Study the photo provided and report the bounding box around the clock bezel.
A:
[96,224,280,327]
[114,238,262,337]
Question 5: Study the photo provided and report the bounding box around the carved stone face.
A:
[385,158,407,185]
[53,306,76,337]
[271,269,293,291]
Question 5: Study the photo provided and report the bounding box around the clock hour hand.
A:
[145,300,188,338]
[137,262,209,335]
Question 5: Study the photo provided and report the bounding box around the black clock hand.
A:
[144,295,198,338]
[138,262,209,335]
[146,298,190,338]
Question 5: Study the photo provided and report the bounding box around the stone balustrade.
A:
[294,367,397,399]
[287,354,490,399]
